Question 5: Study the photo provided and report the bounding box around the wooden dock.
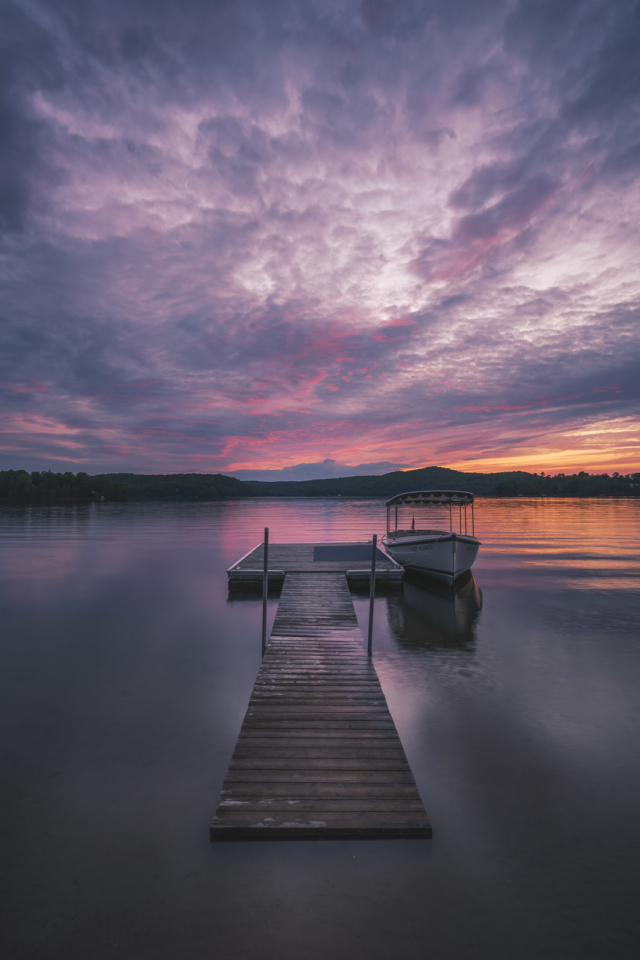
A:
[227,540,404,589]
[210,569,431,841]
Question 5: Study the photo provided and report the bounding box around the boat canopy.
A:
[386,490,474,507]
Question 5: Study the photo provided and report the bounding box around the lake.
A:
[1,498,639,959]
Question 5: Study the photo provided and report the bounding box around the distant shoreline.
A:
[2,466,638,503]
[2,494,638,503]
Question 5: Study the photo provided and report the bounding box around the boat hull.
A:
[382,533,480,583]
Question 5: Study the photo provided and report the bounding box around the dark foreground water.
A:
[1,498,639,960]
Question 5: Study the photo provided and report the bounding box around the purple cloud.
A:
[1,0,639,476]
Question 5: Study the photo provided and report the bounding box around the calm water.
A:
[1,498,639,960]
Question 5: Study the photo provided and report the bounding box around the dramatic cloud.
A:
[1,0,639,475]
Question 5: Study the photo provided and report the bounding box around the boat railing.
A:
[385,491,476,538]
[386,528,448,539]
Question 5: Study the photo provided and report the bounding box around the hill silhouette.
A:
[2,466,638,502]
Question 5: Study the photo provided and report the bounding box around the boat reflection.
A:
[388,570,483,650]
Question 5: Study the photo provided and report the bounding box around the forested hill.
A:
[1,466,638,503]
[0,470,245,502]
[241,465,640,498]
[99,472,247,500]
[0,470,128,502]
[243,465,519,498]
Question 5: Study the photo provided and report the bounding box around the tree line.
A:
[1,466,638,503]
[241,465,640,499]
[0,470,127,502]
[490,471,640,498]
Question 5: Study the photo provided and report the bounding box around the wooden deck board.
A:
[210,571,431,841]
[227,542,403,589]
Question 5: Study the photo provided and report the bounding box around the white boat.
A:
[382,490,480,583]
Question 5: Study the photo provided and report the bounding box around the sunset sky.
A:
[1,0,639,479]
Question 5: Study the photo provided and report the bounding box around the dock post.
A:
[261,527,269,657]
[367,534,377,656]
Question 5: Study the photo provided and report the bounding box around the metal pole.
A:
[367,534,377,657]
[261,526,269,657]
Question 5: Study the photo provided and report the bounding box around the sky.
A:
[1,0,639,480]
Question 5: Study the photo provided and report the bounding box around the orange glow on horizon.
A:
[441,418,640,476]
[440,453,640,476]
[224,417,640,477]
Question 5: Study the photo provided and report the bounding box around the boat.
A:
[382,490,480,583]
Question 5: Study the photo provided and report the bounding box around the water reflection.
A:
[1,498,640,960]
[387,572,483,650]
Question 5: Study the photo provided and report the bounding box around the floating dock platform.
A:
[227,540,404,590]
[210,552,431,841]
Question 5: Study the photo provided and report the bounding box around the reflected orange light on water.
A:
[213,496,640,594]
[3,497,638,596]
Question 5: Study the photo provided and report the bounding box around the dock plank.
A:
[227,541,404,590]
[210,571,431,841]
